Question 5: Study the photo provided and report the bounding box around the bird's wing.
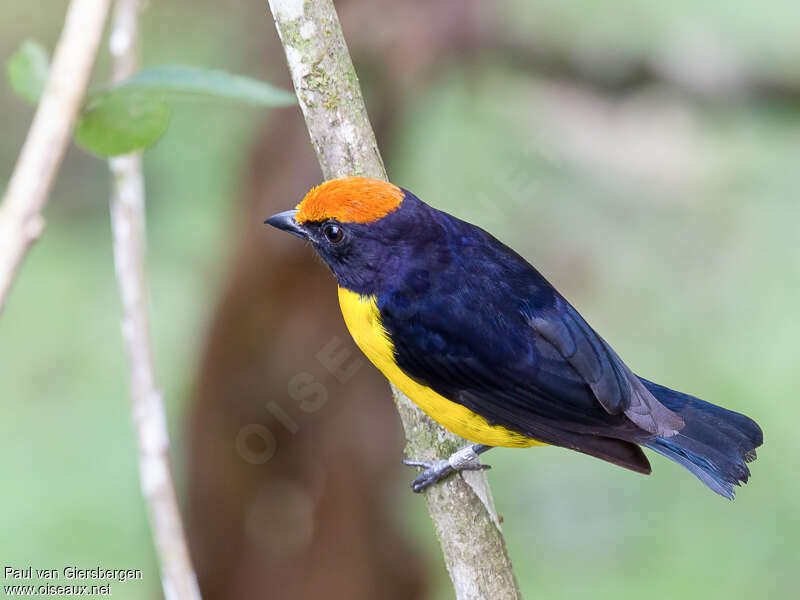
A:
[379,286,658,473]
[378,276,683,438]
[524,294,684,437]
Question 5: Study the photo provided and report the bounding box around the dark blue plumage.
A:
[281,185,763,498]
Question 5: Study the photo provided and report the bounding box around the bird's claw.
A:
[403,456,491,493]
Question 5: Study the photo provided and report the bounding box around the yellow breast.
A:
[337,287,542,448]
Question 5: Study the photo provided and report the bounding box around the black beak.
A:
[264,209,307,240]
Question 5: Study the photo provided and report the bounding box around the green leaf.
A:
[6,39,50,104]
[74,91,171,158]
[103,65,297,107]
[74,65,296,157]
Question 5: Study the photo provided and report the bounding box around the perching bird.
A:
[266,177,762,498]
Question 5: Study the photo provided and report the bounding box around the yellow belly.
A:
[337,287,543,448]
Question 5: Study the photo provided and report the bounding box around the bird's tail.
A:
[640,379,763,499]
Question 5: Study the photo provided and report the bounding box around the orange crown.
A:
[295,177,405,224]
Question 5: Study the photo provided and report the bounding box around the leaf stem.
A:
[107,0,202,598]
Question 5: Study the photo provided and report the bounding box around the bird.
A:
[265,176,763,498]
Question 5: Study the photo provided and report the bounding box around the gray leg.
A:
[403,444,493,493]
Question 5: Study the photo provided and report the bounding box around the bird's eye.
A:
[323,222,344,244]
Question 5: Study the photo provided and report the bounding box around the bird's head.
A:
[265,176,432,293]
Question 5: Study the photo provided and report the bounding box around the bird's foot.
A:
[403,445,491,493]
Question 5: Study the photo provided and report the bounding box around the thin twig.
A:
[266,1,522,598]
[0,0,111,312]
[107,1,202,599]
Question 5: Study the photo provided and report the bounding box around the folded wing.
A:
[525,296,684,437]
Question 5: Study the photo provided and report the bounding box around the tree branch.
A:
[107,1,202,599]
[265,2,522,598]
[0,0,111,313]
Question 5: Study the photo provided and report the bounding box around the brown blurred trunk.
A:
[185,2,495,598]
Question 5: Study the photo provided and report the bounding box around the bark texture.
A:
[0,0,111,312]
[266,2,522,598]
[107,1,202,599]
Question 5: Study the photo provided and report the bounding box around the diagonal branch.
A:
[265,2,522,598]
[0,0,111,313]
[107,1,202,599]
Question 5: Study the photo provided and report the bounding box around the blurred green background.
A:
[1,1,798,599]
